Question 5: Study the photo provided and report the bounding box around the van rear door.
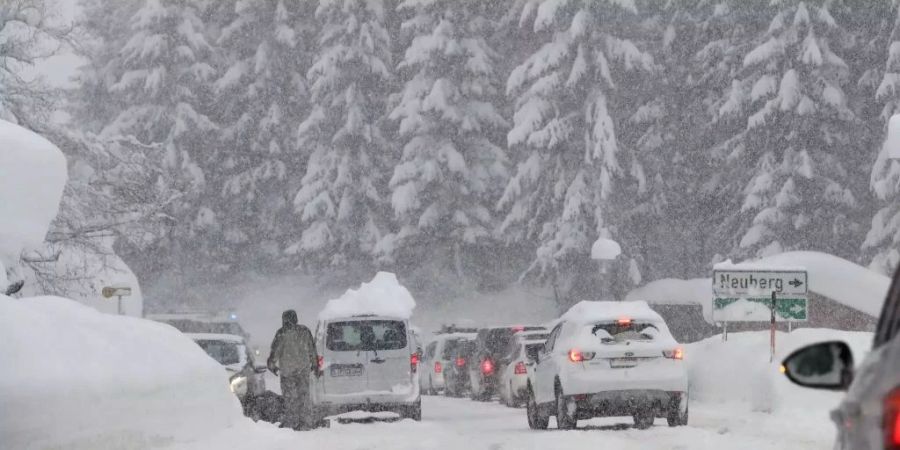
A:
[323,320,371,395]
[361,319,411,394]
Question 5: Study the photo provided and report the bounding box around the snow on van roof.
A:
[318,272,416,321]
[560,300,663,325]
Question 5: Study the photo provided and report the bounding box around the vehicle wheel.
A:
[401,398,422,421]
[527,388,549,430]
[633,410,655,430]
[555,386,577,430]
[667,396,689,427]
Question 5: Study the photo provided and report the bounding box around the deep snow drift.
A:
[0,295,246,449]
[0,120,67,280]
[319,271,417,320]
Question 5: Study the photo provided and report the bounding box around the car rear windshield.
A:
[326,320,407,352]
[590,321,660,343]
[480,328,515,359]
[442,339,463,359]
[196,340,241,365]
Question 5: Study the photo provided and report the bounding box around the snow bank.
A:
[319,272,416,320]
[0,295,245,449]
[686,329,872,413]
[0,120,67,267]
[626,251,889,322]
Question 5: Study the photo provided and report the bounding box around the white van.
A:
[314,314,421,420]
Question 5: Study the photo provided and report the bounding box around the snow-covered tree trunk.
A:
[290,0,393,268]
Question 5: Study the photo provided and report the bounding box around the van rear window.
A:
[326,320,407,351]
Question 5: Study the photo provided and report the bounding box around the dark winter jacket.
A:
[267,310,317,376]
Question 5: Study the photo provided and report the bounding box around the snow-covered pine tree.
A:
[381,0,508,276]
[864,0,900,274]
[290,0,393,268]
[499,0,653,303]
[97,0,219,268]
[211,0,316,269]
[721,0,864,260]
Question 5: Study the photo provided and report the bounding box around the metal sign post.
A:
[102,286,133,315]
[770,291,776,363]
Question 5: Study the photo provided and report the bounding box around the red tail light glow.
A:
[569,349,583,362]
[512,325,525,332]
[884,387,900,449]
[410,353,419,373]
[514,361,527,375]
[617,317,632,326]
[663,348,684,360]
[456,357,466,367]
[434,361,443,374]
[317,355,324,371]
[481,358,494,375]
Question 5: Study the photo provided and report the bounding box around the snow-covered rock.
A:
[319,272,416,321]
[0,295,244,449]
[0,120,67,268]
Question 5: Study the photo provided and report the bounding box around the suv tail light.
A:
[568,349,595,362]
[456,357,466,367]
[514,361,527,375]
[884,387,900,449]
[663,348,684,360]
[410,353,419,373]
[434,361,443,374]
[481,358,494,375]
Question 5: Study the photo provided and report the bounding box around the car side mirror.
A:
[781,341,854,391]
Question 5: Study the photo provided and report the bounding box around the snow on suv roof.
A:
[560,300,664,325]
[186,333,246,344]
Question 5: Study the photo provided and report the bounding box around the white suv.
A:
[499,330,548,407]
[527,301,688,430]
[314,315,421,420]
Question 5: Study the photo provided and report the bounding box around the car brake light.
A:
[481,358,494,375]
[514,361,527,375]
[617,317,632,326]
[663,348,684,360]
[568,349,594,362]
[317,355,324,371]
[884,387,900,449]
[512,325,525,332]
[410,353,419,373]
[456,357,466,367]
[434,361,443,374]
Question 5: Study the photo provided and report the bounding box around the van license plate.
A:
[331,366,363,377]
[609,358,638,368]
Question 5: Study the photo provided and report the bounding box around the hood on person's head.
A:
[282,310,298,327]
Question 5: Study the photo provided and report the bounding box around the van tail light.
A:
[456,357,466,367]
[317,355,324,371]
[410,353,419,373]
[481,358,494,375]
[568,349,595,362]
[514,361,527,375]
[434,361,443,374]
[663,348,684,360]
[884,387,900,449]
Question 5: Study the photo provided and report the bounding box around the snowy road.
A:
[167,395,837,450]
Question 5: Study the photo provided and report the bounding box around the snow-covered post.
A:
[591,237,622,301]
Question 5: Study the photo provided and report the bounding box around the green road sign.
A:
[712,297,808,322]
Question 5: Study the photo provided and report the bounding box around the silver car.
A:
[782,277,900,449]
[188,333,267,415]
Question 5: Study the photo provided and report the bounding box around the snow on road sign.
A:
[712,269,808,322]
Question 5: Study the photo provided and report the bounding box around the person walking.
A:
[268,310,319,430]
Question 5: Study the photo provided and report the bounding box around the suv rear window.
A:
[326,320,407,351]
[442,339,462,359]
[478,328,515,359]
[590,322,660,343]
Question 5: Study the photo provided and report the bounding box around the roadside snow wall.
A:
[0,295,245,449]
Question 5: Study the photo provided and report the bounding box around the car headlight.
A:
[230,375,248,397]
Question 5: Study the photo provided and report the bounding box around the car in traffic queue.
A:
[187,333,267,417]
[526,301,689,430]
[420,331,476,395]
[469,325,546,401]
[443,338,477,397]
[498,329,549,407]
[781,267,900,450]
[314,314,422,421]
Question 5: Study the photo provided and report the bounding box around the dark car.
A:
[443,339,476,397]
[468,326,545,401]
[781,266,900,449]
